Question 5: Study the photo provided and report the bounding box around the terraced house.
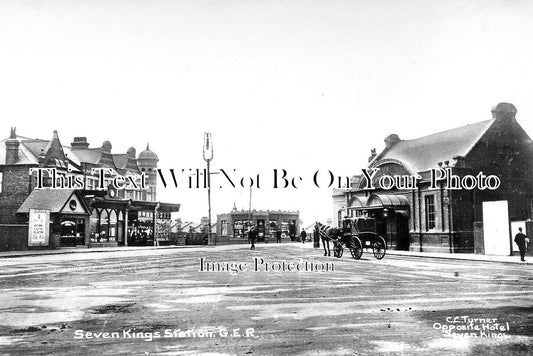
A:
[0,128,179,251]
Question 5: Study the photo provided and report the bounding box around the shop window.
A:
[425,195,436,231]
[234,220,244,238]
[60,218,85,246]
[60,219,76,243]
[221,220,228,236]
[100,209,109,242]
[90,209,99,242]
[280,221,289,237]
[109,210,117,241]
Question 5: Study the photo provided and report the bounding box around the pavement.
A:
[0,242,531,265]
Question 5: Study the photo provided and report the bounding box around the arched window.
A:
[109,210,117,241]
[90,209,100,242]
[100,209,109,242]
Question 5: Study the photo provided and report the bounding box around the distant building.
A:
[216,205,299,244]
[333,103,533,256]
[0,128,179,251]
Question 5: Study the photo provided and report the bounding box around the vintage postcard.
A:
[0,1,532,355]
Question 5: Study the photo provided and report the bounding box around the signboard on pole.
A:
[28,209,50,247]
[203,132,213,162]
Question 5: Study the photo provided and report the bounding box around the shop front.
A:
[89,198,179,247]
[17,189,91,248]
[216,209,300,245]
[347,194,410,251]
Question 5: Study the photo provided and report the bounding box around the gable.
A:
[60,193,88,214]
[376,119,494,173]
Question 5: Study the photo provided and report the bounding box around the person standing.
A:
[514,227,527,262]
[276,229,282,243]
[300,230,307,244]
[249,225,257,250]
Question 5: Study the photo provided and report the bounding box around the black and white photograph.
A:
[0,1,532,355]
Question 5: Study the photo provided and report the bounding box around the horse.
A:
[315,222,342,257]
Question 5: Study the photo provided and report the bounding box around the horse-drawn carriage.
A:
[317,217,387,260]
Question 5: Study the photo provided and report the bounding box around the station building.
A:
[216,205,300,244]
[0,128,179,251]
[333,103,533,255]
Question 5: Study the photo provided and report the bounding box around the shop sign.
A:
[28,209,50,246]
[156,218,170,241]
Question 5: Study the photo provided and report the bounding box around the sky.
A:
[1,0,533,225]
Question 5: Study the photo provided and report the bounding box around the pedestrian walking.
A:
[276,229,282,243]
[248,225,257,250]
[514,227,527,262]
[301,230,307,244]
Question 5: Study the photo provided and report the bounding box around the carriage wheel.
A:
[333,242,343,258]
[372,236,387,260]
[349,236,363,260]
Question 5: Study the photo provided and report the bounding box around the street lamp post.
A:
[203,132,214,246]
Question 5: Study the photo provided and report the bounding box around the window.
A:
[0,171,3,193]
[233,220,244,238]
[109,210,117,240]
[221,220,228,236]
[425,195,436,231]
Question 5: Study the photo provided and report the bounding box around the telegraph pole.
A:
[203,132,214,246]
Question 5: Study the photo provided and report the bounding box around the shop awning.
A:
[90,197,180,213]
[349,196,368,208]
[17,189,90,214]
[367,194,409,208]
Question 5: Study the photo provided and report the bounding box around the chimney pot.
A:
[368,148,377,163]
[71,136,89,150]
[5,127,20,164]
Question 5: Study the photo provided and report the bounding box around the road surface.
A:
[0,244,532,355]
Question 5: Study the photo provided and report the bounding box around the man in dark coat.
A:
[514,227,527,262]
[248,226,257,250]
[300,230,307,244]
[276,229,282,243]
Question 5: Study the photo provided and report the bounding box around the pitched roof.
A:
[21,140,49,158]
[113,154,129,169]
[0,136,40,165]
[376,119,495,173]
[71,148,102,165]
[16,189,87,213]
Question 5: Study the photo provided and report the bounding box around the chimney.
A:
[368,148,377,163]
[71,137,90,150]
[384,134,400,148]
[491,102,517,122]
[126,147,136,158]
[5,127,20,164]
[101,140,112,153]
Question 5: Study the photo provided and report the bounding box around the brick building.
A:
[0,128,179,251]
[333,103,533,255]
[216,205,300,244]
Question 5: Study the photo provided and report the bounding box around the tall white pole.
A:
[203,132,214,246]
